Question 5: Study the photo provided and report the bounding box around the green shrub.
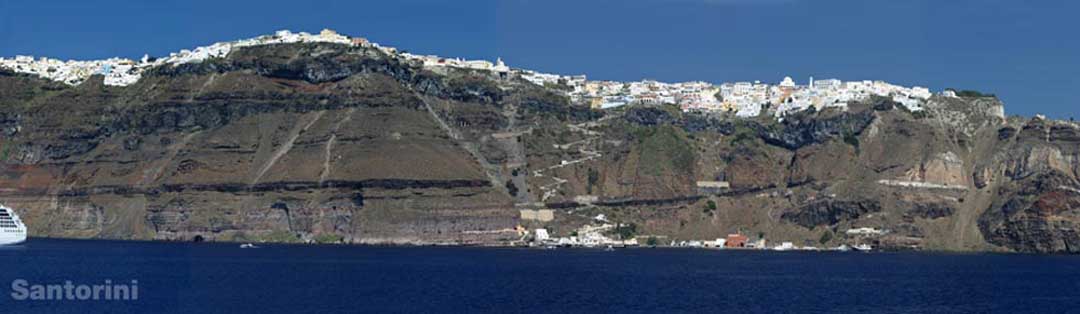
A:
[948,89,996,98]
[587,168,600,194]
[262,230,301,243]
[819,230,833,245]
[638,125,695,175]
[614,223,638,240]
[505,180,519,196]
[843,132,860,149]
[911,110,932,119]
[314,233,345,244]
[729,123,760,147]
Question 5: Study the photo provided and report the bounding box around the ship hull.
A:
[0,232,26,245]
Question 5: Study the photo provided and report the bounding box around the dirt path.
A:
[415,94,506,194]
[250,111,325,185]
[189,73,218,102]
[319,108,356,185]
[139,131,201,187]
[533,119,608,202]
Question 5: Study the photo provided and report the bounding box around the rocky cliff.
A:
[1,42,1078,253]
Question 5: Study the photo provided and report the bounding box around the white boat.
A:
[0,204,28,245]
[852,244,873,252]
[835,244,852,252]
[239,243,259,249]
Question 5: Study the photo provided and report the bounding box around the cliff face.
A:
[0,43,561,245]
[977,119,1080,253]
[1,43,1078,252]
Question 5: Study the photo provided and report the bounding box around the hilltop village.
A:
[6,28,1080,256]
[1,29,957,119]
[0,29,360,86]
[560,76,946,118]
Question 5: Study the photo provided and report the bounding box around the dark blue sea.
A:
[1,238,1079,313]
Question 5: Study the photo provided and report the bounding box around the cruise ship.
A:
[0,204,27,245]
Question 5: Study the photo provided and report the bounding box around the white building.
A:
[779,76,796,88]
[534,229,550,242]
[708,238,727,248]
[845,227,886,236]
[773,242,795,251]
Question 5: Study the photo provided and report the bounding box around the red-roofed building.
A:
[725,234,749,248]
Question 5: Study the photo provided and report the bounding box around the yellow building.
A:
[720,101,737,112]
[699,87,720,100]
[588,97,604,109]
[584,82,601,95]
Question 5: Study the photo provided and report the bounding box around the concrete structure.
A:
[534,229,550,242]
[773,242,795,251]
[697,181,731,194]
[519,209,555,222]
[846,227,886,236]
[749,239,767,249]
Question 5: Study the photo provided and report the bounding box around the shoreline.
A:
[14,236,1035,255]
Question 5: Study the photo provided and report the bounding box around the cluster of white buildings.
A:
[401,53,510,73]
[671,237,869,252]
[507,65,950,118]
[2,28,957,120]
[526,220,882,251]
[0,55,140,86]
[0,29,367,87]
[1,27,523,88]
[528,73,945,117]
[760,77,934,117]
[532,223,640,248]
[585,80,718,110]
[845,227,887,236]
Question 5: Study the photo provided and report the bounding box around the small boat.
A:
[835,244,852,252]
[604,245,615,251]
[239,243,260,249]
[852,244,873,252]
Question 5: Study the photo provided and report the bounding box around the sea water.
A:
[1,238,1078,313]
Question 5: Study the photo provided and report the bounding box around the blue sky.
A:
[1,0,1076,118]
